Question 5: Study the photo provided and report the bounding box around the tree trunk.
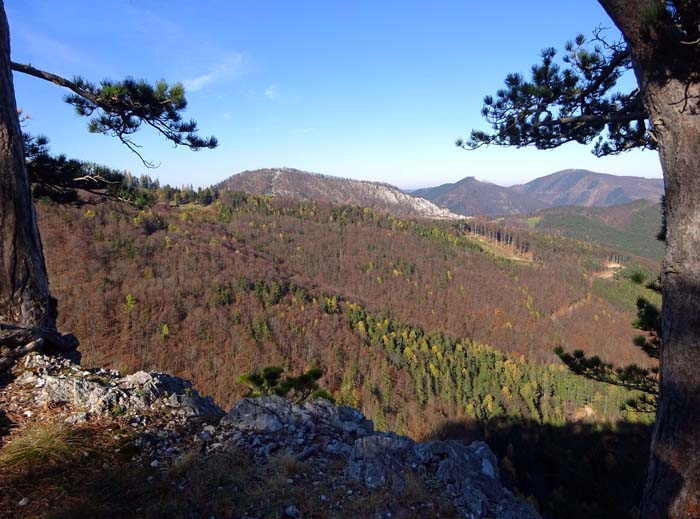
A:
[597,1,700,517]
[0,1,56,333]
[640,78,700,519]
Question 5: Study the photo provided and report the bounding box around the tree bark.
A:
[0,1,56,332]
[598,1,700,517]
[641,80,700,519]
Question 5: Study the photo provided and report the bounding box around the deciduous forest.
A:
[36,183,660,518]
[4,1,696,516]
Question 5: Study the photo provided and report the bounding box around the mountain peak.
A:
[218,168,461,220]
[413,175,547,216]
[515,169,664,207]
[415,169,664,216]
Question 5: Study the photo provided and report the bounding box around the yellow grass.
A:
[0,422,82,469]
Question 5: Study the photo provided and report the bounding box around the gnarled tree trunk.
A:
[599,1,700,517]
[641,78,700,519]
[0,1,56,333]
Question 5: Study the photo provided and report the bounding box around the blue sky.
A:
[6,0,662,189]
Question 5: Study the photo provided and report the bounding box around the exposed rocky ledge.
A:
[220,396,539,519]
[16,353,223,419]
[2,353,540,519]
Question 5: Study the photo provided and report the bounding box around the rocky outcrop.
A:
[3,354,539,519]
[215,396,540,519]
[15,353,223,419]
[221,395,373,435]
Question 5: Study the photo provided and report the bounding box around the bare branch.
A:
[10,61,100,104]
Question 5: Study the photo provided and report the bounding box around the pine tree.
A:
[0,1,215,358]
[461,4,699,515]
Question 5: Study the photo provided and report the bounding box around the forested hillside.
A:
[512,169,664,208]
[39,194,657,398]
[34,191,660,518]
[502,199,664,262]
[412,176,547,216]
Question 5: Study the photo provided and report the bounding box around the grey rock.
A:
[65,412,89,425]
[325,441,353,458]
[221,396,288,431]
[13,353,538,519]
[413,441,538,519]
[30,356,223,418]
[217,394,538,517]
[347,435,414,489]
[296,443,319,461]
[195,431,212,443]
[221,396,374,436]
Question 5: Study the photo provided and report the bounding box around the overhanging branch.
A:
[11,61,100,105]
[542,112,647,125]
[11,61,217,168]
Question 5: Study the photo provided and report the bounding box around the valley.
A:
[35,178,663,518]
[502,199,664,262]
[1,1,693,517]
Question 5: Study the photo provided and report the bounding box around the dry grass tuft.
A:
[268,451,307,478]
[168,449,198,478]
[0,422,83,469]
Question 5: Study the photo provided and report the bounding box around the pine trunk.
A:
[595,2,700,515]
[640,79,700,519]
[0,1,56,333]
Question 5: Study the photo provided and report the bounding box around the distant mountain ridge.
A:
[218,168,461,220]
[512,169,665,208]
[218,167,664,219]
[415,169,664,216]
[413,176,548,216]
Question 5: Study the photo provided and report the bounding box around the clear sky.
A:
[6,0,663,189]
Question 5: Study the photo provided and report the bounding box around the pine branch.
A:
[11,61,217,168]
[460,29,655,156]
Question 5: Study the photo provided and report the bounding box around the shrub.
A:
[237,365,329,403]
[627,270,646,285]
